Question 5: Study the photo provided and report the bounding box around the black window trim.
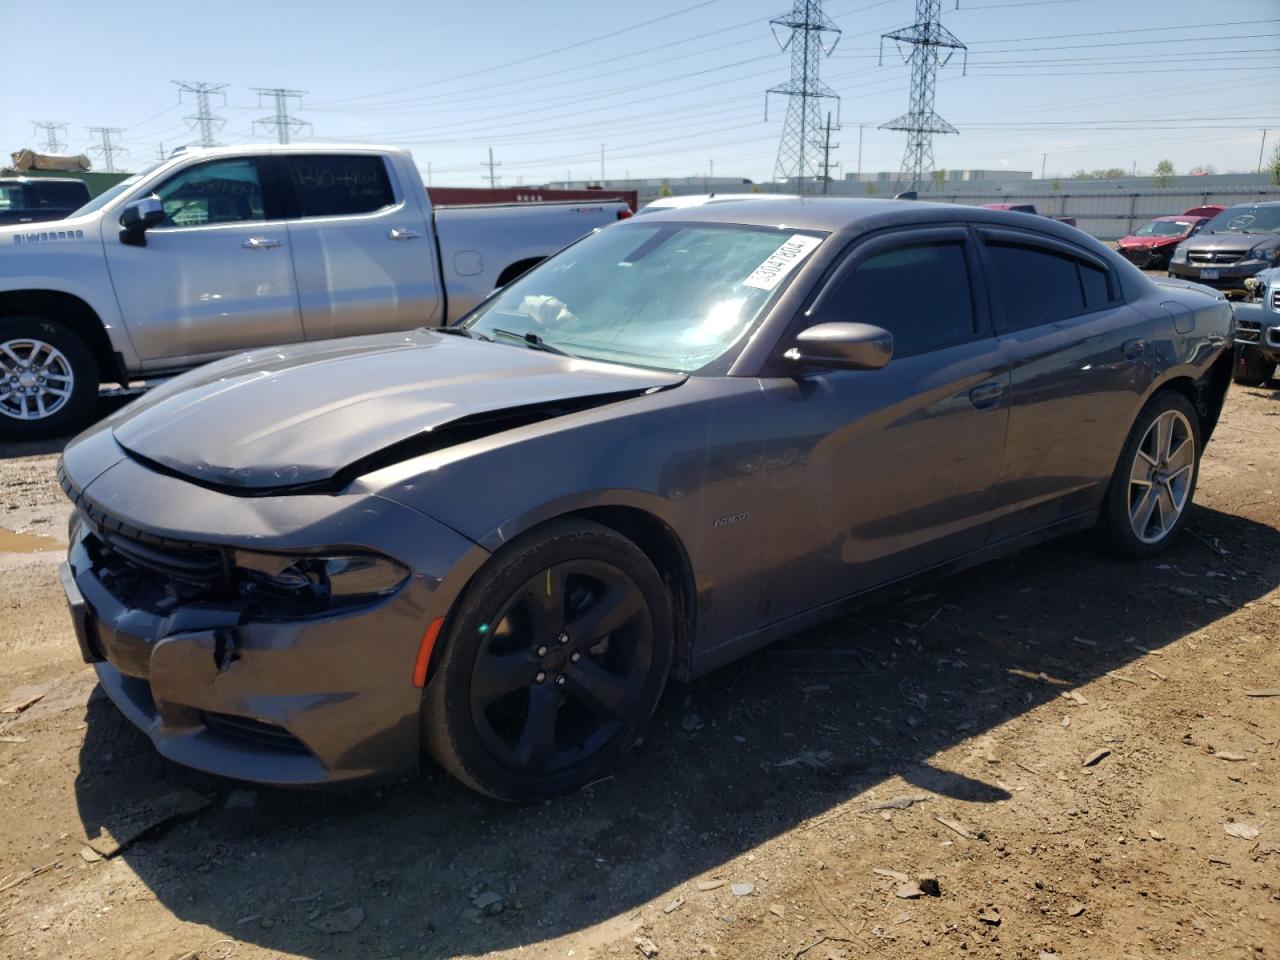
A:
[785,223,990,362]
[273,152,401,221]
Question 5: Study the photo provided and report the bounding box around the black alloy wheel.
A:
[422,519,673,800]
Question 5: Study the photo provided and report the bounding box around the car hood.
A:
[1185,232,1279,253]
[110,330,684,492]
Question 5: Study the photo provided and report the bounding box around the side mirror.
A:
[786,322,894,371]
[119,197,165,246]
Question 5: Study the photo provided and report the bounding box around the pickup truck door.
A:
[102,157,303,364]
[276,153,443,340]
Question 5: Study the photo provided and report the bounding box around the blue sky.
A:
[3,0,1277,184]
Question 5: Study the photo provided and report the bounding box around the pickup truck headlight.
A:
[234,550,409,606]
[1170,245,1188,264]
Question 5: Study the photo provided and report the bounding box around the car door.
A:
[278,153,444,340]
[102,156,303,364]
[978,227,1151,541]
[748,226,1011,627]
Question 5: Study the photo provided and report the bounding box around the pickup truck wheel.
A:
[421,519,673,801]
[0,316,99,441]
[1232,345,1273,387]
[1092,391,1201,559]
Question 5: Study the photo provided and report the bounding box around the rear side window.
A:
[35,181,88,208]
[985,241,1110,333]
[284,155,395,217]
[815,241,975,358]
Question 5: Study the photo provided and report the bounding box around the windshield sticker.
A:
[742,234,823,291]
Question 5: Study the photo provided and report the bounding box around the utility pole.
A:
[1260,129,1270,174]
[174,81,228,147]
[427,162,432,186]
[31,121,68,153]
[1041,153,1047,180]
[157,142,168,162]
[820,112,840,194]
[600,144,605,185]
[766,0,841,195]
[857,124,864,181]
[252,88,310,144]
[482,148,502,188]
[87,127,126,172]
[878,0,966,193]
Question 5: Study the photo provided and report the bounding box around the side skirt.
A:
[688,510,1099,679]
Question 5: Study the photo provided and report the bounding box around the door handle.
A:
[1122,338,1147,360]
[388,228,421,241]
[968,382,1004,409]
[242,237,282,250]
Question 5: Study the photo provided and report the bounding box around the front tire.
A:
[422,519,673,801]
[1093,391,1201,559]
[1232,345,1274,387]
[0,315,99,441]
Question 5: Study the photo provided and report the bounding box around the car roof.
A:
[631,195,1099,244]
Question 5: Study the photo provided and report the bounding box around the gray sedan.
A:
[58,198,1233,799]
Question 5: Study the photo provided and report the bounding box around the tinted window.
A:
[35,181,88,207]
[153,159,265,227]
[1080,261,1111,309]
[285,155,395,217]
[816,241,975,358]
[986,242,1087,332]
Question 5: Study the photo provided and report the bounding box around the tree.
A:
[865,181,877,195]
[1050,177,1062,193]
[657,182,673,198]
[932,169,948,190]
[1154,159,1175,187]
[1268,143,1280,187]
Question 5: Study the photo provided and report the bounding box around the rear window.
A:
[284,155,396,217]
[987,242,1107,332]
[33,181,88,208]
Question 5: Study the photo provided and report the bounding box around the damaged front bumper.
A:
[58,433,488,786]
[1232,299,1280,362]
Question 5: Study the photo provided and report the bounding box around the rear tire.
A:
[1093,390,1201,559]
[422,519,673,801]
[1232,345,1273,387]
[0,315,99,441]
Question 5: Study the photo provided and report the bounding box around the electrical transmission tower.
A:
[31,121,68,153]
[87,127,127,172]
[878,0,966,193]
[252,88,311,144]
[174,81,228,147]
[765,0,840,194]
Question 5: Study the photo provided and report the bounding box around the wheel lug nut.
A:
[571,652,581,663]
[555,675,566,686]
[557,632,569,645]
[536,645,548,657]
[534,671,546,683]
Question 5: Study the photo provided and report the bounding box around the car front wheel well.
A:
[0,290,121,385]
[567,506,697,681]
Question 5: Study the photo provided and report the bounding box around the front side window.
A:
[814,241,976,358]
[464,222,826,373]
[285,155,395,217]
[986,242,1101,332]
[153,159,265,227]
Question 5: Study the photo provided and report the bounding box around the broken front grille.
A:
[1237,320,1261,342]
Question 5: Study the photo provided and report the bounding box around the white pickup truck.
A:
[0,144,631,439]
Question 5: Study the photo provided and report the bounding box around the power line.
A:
[252,87,311,144]
[174,81,228,147]
[767,0,842,192]
[87,126,127,172]
[879,0,966,192]
[30,121,67,153]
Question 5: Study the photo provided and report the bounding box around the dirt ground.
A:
[0,384,1277,960]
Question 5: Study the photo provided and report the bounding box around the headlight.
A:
[234,550,409,606]
[1170,245,1188,264]
[1249,244,1279,263]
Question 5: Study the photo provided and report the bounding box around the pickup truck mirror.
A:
[785,322,894,371]
[119,197,165,246]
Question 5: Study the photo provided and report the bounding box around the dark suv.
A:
[1168,201,1280,293]
[0,177,92,225]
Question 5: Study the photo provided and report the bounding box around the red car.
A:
[1115,214,1211,270]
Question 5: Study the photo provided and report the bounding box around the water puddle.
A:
[0,528,63,553]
